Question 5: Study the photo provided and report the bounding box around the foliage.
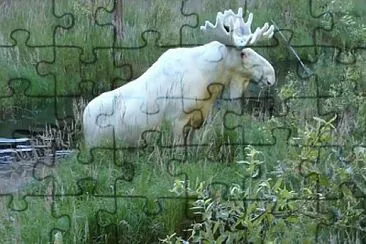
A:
[162,116,366,243]
[0,0,365,243]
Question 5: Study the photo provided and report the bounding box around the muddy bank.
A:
[0,138,73,194]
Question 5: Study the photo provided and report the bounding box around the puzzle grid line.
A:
[0,0,365,242]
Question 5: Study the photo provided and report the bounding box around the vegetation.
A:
[0,0,365,243]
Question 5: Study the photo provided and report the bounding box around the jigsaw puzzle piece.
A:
[32,146,136,196]
[295,146,349,191]
[276,51,363,133]
[80,48,133,92]
[316,51,366,121]
[0,79,55,126]
[37,46,97,120]
[0,152,70,243]
[277,70,345,121]
[0,1,72,46]
[0,30,56,110]
[315,178,366,243]
[311,0,366,55]
[30,160,193,243]
[113,34,170,81]
[222,100,287,146]
[95,195,176,243]
[318,145,366,199]
[106,0,197,48]
[53,0,115,62]
[0,131,59,196]
[285,131,365,203]
[0,184,96,243]
[0,29,89,130]
[250,0,336,65]
[0,127,66,199]
[0,194,70,243]
[36,46,83,95]
[96,179,233,242]
[91,171,192,243]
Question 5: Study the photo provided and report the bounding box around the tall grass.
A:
[1,0,344,111]
[0,0,365,243]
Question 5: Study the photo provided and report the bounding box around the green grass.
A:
[0,0,366,243]
[0,136,249,243]
[3,0,353,111]
[1,100,364,242]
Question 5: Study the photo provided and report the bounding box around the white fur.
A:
[83,41,275,148]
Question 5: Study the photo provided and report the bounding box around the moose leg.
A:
[173,108,205,146]
[185,109,205,145]
[182,124,195,145]
[173,118,191,146]
[173,114,200,145]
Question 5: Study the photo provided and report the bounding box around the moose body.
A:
[83,8,276,148]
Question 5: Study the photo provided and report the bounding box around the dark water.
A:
[0,99,75,138]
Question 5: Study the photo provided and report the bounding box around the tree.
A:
[113,0,124,39]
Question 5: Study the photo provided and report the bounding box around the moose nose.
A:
[265,78,274,86]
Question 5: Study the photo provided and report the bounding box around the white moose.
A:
[83,8,276,148]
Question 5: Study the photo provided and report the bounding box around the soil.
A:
[0,160,36,194]
[0,157,57,194]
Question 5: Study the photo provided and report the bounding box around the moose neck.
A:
[200,46,239,102]
[220,46,246,83]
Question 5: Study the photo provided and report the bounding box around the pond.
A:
[0,99,75,138]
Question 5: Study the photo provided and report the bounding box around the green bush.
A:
[162,116,366,243]
[0,0,365,243]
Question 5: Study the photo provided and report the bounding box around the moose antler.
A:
[200,8,274,48]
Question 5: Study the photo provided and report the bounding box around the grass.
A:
[0,0,339,112]
[0,95,291,243]
[1,92,363,242]
[0,130,250,243]
[0,0,365,243]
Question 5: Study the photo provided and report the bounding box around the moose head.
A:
[201,8,276,95]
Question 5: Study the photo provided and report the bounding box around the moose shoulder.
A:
[82,8,276,149]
